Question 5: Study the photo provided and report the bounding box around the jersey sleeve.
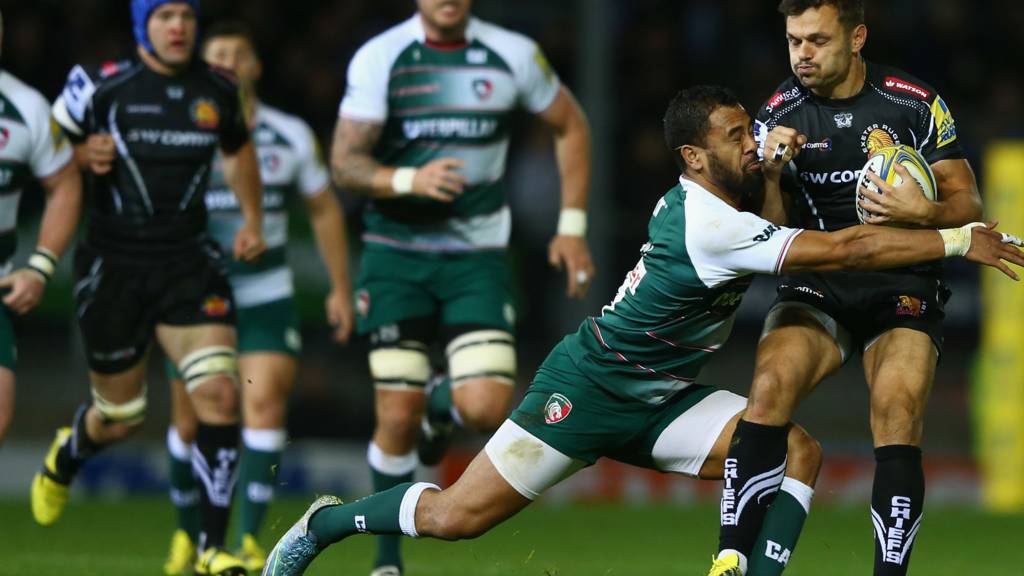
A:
[687,205,803,288]
[753,105,771,163]
[918,92,964,164]
[218,88,250,154]
[28,102,73,179]
[295,121,330,197]
[338,43,389,122]
[515,41,560,114]
[51,64,98,142]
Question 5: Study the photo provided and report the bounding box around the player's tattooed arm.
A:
[330,118,464,201]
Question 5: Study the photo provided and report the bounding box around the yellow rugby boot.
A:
[163,529,196,575]
[194,547,247,576]
[707,552,744,576]
[237,533,267,573]
[30,427,72,526]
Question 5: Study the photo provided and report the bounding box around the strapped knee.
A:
[91,383,147,425]
[446,330,516,387]
[179,345,238,393]
[369,342,430,390]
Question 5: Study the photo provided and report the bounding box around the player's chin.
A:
[744,161,762,174]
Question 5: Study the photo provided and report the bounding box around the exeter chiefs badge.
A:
[191,98,220,129]
[544,393,573,424]
[201,295,231,317]
[472,78,494,101]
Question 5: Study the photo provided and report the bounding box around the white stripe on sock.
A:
[167,426,192,462]
[399,482,440,537]
[780,477,815,514]
[242,427,287,452]
[367,442,418,476]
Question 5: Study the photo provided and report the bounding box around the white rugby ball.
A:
[855,144,937,225]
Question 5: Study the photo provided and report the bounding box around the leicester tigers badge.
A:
[544,393,573,424]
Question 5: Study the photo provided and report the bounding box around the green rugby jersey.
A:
[340,14,560,252]
[205,103,328,307]
[564,177,803,405]
[0,70,73,268]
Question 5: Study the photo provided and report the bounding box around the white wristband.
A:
[27,248,58,281]
[938,222,985,257]
[391,167,417,195]
[557,208,587,237]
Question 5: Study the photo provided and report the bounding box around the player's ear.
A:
[680,144,703,173]
[850,23,867,54]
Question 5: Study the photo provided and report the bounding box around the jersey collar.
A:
[410,12,480,45]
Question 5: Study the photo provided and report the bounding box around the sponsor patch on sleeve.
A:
[931,95,957,148]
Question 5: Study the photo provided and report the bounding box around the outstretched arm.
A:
[782,222,1024,280]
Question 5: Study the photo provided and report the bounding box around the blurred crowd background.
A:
[1,0,1022,464]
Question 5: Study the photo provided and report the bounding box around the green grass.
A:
[0,497,1019,575]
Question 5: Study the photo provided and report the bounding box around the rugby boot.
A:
[194,547,247,576]
[262,495,344,576]
[163,529,196,575]
[707,553,744,576]
[370,566,402,576]
[237,533,267,573]
[30,427,72,526]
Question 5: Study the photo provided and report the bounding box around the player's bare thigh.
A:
[862,327,937,447]
[415,449,532,540]
[746,306,844,425]
[157,322,238,424]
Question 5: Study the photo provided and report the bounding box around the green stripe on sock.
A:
[749,489,808,576]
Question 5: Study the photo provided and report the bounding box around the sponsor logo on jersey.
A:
[860,123,900,155]
[931,95,957,148]
[201,295,231,317]
[191,98,220,130]
[754,224,782,242]
[802,138,832,152]
[884,76,930,100]
[0,127,9,150]
[126,104,164,115]
[543,393,573,424]
[472,78,494,101]
[391,83,442,98]
[533,49,556,83]
[48,117,68,151]
[356,289,371,318]
[895,295,925,317]
[467,48,488,64]
[402,117,498,139]
[765,86,802,113]
[800,169,862,184]
[834,112,854,128]
[100,61,122,78]
[127,129,218,147]
[780,284,825,299]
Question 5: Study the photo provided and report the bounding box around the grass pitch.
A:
[0,497,1019,575]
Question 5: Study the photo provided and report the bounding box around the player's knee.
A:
[454,387,509,433]
[786,425,822,485]
[91,384,147,428]
[190,376,239,417]
[243,387,286,428]
[747,369,797,423]
[870,388,923,429]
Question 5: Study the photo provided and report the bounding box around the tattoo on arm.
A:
[331,119,384,195]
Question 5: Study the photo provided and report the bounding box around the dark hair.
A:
[663,85,741,171]
[777,0,864,31]
[202,20,257,52]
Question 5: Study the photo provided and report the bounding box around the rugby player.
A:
[31,2,265,575]
[263,85,1024,576]
[0,8,83,447]
[160,21,354,575]
[332,1,593,573]
[711,2,990,574]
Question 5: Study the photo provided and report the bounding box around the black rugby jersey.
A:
[755,60,964,233]
[52,57,249,260]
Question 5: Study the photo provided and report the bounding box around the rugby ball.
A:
[855,144,937,225]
